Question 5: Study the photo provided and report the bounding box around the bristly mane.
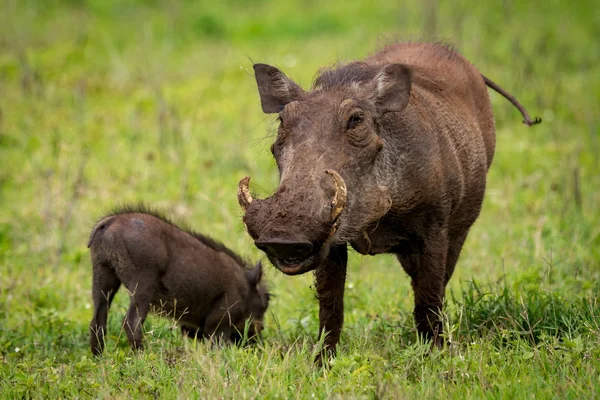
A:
[312,41,467,92]
[101,204,251,269]
[313,62,379,91]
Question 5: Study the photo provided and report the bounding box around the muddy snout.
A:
[238,170,347,274]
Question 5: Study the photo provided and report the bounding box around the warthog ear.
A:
[246,261,263,287]
[373,64,412,113]
[254,64,304,113]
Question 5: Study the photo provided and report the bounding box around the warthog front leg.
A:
[203,294,246,345]
[181,325,201,339]
[90,262,121,356]
[315,243,348,365]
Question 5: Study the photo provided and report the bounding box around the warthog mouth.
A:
[273,258,317,275]
[268,243,331,275]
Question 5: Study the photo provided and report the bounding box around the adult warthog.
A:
[238,42,539,361]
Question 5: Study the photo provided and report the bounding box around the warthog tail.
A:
[482,75,542,127]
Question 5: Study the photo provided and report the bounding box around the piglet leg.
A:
[123,278,157,351]
[90,262,121,356]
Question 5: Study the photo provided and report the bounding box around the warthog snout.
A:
[239,170,347,275]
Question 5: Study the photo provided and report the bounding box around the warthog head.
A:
[239,62,411,275]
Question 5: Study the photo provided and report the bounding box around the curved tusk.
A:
[238,176,253,213]
[325,169,347,222]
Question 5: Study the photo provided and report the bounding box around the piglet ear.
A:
[254,64,304,113]
[372,64,412,113]
[246,261,263,287]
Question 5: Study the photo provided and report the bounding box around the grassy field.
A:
[1,0,599,397]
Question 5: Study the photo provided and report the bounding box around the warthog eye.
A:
[346,112,364,130]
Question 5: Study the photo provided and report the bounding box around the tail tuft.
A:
[523,116,542,126]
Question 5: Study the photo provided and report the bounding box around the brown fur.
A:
[88,207,269,355]
[241,42,540,361]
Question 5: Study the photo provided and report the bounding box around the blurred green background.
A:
[1,0,599,397]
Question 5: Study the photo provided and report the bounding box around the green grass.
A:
[1,0,599,398]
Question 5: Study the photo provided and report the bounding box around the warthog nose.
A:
[255,238,313,263]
